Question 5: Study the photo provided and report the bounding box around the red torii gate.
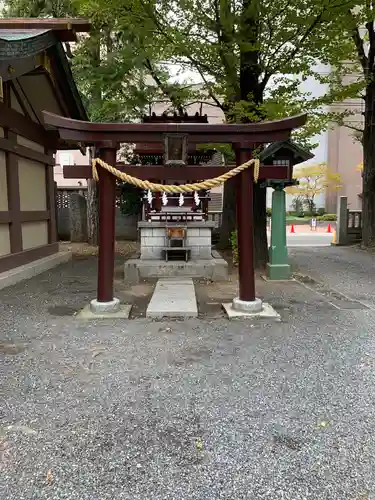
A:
[44,111,307,313]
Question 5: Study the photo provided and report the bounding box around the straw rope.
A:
[92,157,260,193]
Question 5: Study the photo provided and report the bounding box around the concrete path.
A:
[146,278,198,318]
[268,231,334,247]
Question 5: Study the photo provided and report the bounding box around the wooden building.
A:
[0,19,89,278]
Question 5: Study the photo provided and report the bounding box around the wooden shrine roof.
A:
[42,111,307,145]
[0,18,89,148]
[0,18,90,42]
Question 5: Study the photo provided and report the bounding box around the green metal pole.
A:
[266,185,291,280]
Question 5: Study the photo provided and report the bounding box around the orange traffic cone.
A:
[327,223,332,233]
[290,224,295,234]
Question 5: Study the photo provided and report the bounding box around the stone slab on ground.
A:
[222,301,281,319]
[124,256,228,284]
[76,303,132,320]
[266,262,292,280]
[146,278,198,318]
[0,251,72,290]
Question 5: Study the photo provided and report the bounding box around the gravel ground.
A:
[290,245,375,308]
[1,249,375,499]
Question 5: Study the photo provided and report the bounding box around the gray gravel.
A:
[291,245,375,308]
[1,251,375,499]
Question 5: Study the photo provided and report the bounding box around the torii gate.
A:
[43,111,307,315]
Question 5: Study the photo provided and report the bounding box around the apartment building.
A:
[325,69,363,212]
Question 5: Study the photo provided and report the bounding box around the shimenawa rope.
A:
[92,157,260,193]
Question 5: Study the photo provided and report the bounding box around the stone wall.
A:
[69,193,87,242]
[139,221,215,260]
[56,189,139,241]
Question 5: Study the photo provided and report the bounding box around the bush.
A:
[291,197,304,216]
[316,214,337,221]
[118,182,143,216]
[230,230,238,265]
[288,211,304,217]
[266,208,272,217]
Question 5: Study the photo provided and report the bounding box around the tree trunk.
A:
[218,177,237,249]
[217,0,267,268]
[361,81,375,247]
[219,178,268,268]
[87,179,99,245]
[85,35,102,246]
[87,148,99,245]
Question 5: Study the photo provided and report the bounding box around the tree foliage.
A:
[3,0,367,259]
[286,163,342,214]
[302,1,375,247]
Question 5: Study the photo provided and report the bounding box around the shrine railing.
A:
[207,211,223,228]
[347,210,362,238]
[336,196,362,245]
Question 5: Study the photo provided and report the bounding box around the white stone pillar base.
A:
[232,297,263,313]
[90,297,120,314]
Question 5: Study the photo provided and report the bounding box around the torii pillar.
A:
[90,145,120,314]
[232,146,262,314]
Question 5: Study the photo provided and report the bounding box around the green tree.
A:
[2,0,77,17]
[2,0,196,243]
[292,3,375,247]
[3,0,362,262]
[286,163,342,215]
[92,0,360,266]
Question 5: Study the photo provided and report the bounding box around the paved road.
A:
[268,231,333,247]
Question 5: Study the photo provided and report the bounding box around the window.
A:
[273,159,290,166]
[58,152,73,167]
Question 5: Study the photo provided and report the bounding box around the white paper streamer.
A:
[178,193,184,206]
[162,192,168,206]
[147,190,153,205]
[194,191,200,206]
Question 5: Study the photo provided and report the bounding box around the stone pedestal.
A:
[125,221,228,283]
[266,186,291,280]
[138,221,215,260]
[335,196,348,245]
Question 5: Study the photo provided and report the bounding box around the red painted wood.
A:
[97,147,117,303]
[236,148,256,302]
[43,110,307,134]
[63,164,289,181]
[0,243,59,274]
[154,190,162,211]
[50,129,292,145]
[42,111,307,145]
